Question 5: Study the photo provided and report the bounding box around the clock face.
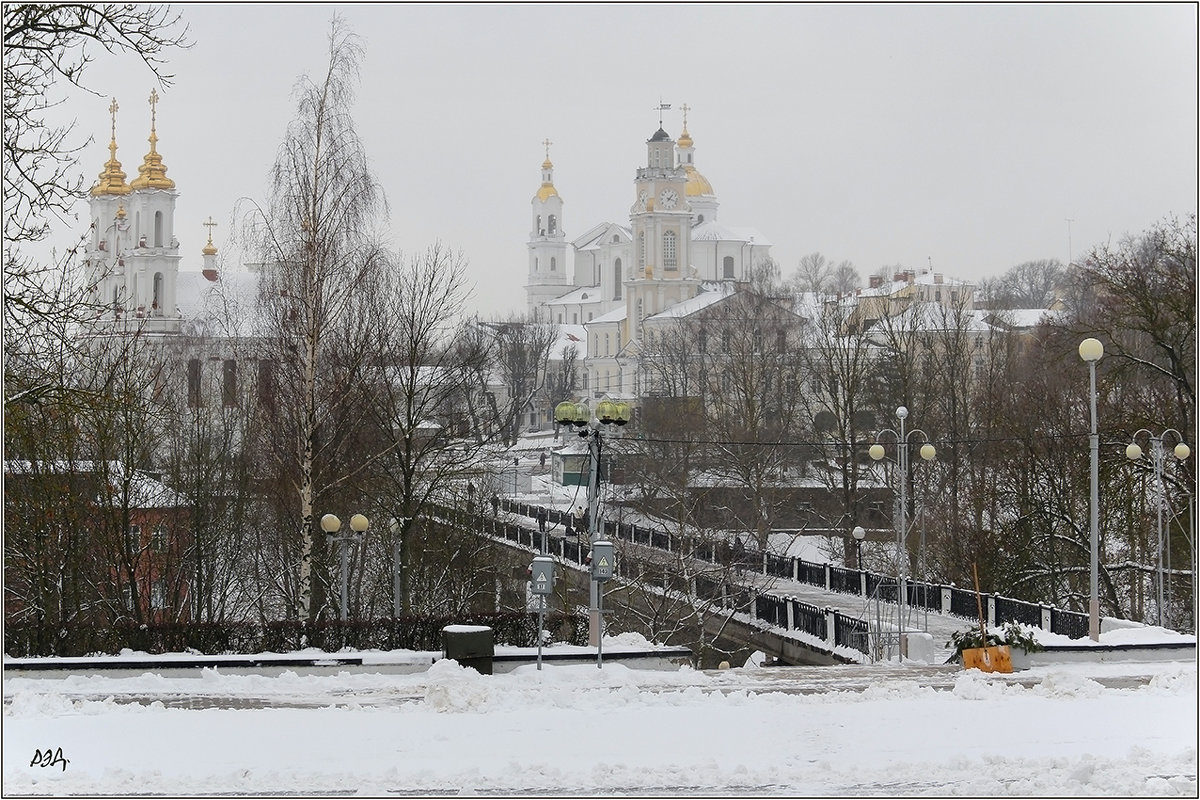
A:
[659,188,679,209]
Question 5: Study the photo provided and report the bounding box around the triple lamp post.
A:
[1125,430,1190,627]
[868,406,936,638]
[554,398,630,649]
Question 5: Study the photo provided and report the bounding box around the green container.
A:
[441,625,494,675]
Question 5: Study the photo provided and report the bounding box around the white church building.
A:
[525,109,773,400]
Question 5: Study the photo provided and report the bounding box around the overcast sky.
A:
[48,2,1198,318]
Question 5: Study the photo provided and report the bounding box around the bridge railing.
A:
[474,499,1089,659]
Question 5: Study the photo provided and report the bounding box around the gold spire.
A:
[91,98,132,196]
[202,216,218,255]
[130,88,175,190]
[535,137,558,201]
[677,103,693,148]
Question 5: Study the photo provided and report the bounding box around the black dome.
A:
[649,127,670,142]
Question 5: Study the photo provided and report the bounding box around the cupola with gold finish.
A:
[91,98,132,197]
[676,104,713,198]
[535,137,559,202]
[130,88,176,190]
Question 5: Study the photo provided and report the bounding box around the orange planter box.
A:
[963,645,1013,673]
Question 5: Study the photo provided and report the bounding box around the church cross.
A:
[542,138,552,161]
[653,98,671,127]
[203,216,217,243]
[108,97,119,140]
[680,103,690,129]
[148,88,160,131]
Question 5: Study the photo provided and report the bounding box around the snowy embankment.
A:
[3,651,1195,796]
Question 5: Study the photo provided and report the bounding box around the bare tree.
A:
[3,4,189,409]
[240,16,388,620]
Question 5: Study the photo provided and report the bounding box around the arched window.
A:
[723,255,735,279]
[550,257,557,272]
[605,334,610,356]
[663,231,677,269]
[536,215,542,235]
[612,235,619,243]
[613,260,622,300]
[152,272,164,313]
[154,211,164,247]
[638,232,645,270]
[548,215,557,234]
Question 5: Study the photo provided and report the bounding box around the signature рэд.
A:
[30,747,69,772]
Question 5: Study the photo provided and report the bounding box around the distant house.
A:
[4,460,192,626]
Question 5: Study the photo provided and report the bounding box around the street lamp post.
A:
[870,406,936,641]
[554,398,631,647]
[852,525,866,569]
[1079,337,1104,641]
[1126,430,1191,627]
[389,516,412,619]
[320,513,369,622]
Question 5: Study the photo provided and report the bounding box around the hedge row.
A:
[4,611,590,658]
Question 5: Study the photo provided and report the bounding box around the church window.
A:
[257,359,275,408]
[588,312,593,321]
[613,260,622,300]
[638,232,645,269]
[698,330,707,352]
[777,329,787,352]
[222,360,237,407]
[605,334,610,356]
[697,214,704,224]
[557,313,562,324]
[154,211,164,247]
[663,231,677,269]
[572,313,577,324]
[152,273,164,314]
[722,330,732,352]
[536,215,542,235]
[723,256,735,279]
[612,235,619,243]
[550,257,557,272]
[187,359,202,408]
[548,215,557,234]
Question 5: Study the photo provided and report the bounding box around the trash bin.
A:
[441,624,494,675]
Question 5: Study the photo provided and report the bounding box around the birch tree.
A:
[241,17,388,620]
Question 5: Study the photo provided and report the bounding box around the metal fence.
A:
[490,498,1094,660]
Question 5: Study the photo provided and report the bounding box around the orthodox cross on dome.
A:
[108,98,119,140]
[149,89,159,129]
[542,138,552,160]
[202,216,218,255]
[680,103,690,128]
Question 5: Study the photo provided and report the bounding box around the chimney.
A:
[869,275,882,289]
[934,273,944,285]
[893,272,904,283]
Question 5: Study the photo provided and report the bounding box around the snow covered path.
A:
[4,658,1195,796]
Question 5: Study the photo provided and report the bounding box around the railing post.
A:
[986,595,996,628]
[825,607,837,648]
[793,557,799,583]
[786,597,795,631]
[824,563,832,591]
[941,585,952,616]
[860,568,868,597]
[1040,604,1052,632]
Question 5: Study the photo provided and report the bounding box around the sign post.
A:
[531,556,555,670]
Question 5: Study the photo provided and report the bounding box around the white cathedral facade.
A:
[525,111,772,400]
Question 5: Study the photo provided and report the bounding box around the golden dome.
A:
[684,164,713,196]
[678,129,693,148]
[91,97,132,197]
[130,89,175,190]
[536,181,559,201]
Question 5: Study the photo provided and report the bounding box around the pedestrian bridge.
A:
[446,500,1091,667]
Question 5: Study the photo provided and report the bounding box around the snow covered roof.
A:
[646,283,736,321]
[985,308,1065,329]
[587,305,627,325]
[4,460,189,508]
[691,220,771,246]
[174,269,263,338]
[550,325,586,360]
[572,222,630,250]
[545,286,602,306]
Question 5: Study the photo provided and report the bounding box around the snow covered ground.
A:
[4,633,1196,796]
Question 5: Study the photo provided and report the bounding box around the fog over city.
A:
[37,3,1200,316]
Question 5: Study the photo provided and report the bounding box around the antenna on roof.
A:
[653,98,671,127]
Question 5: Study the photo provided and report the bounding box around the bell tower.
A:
[525,139,569,319]
[626,103,698,342]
